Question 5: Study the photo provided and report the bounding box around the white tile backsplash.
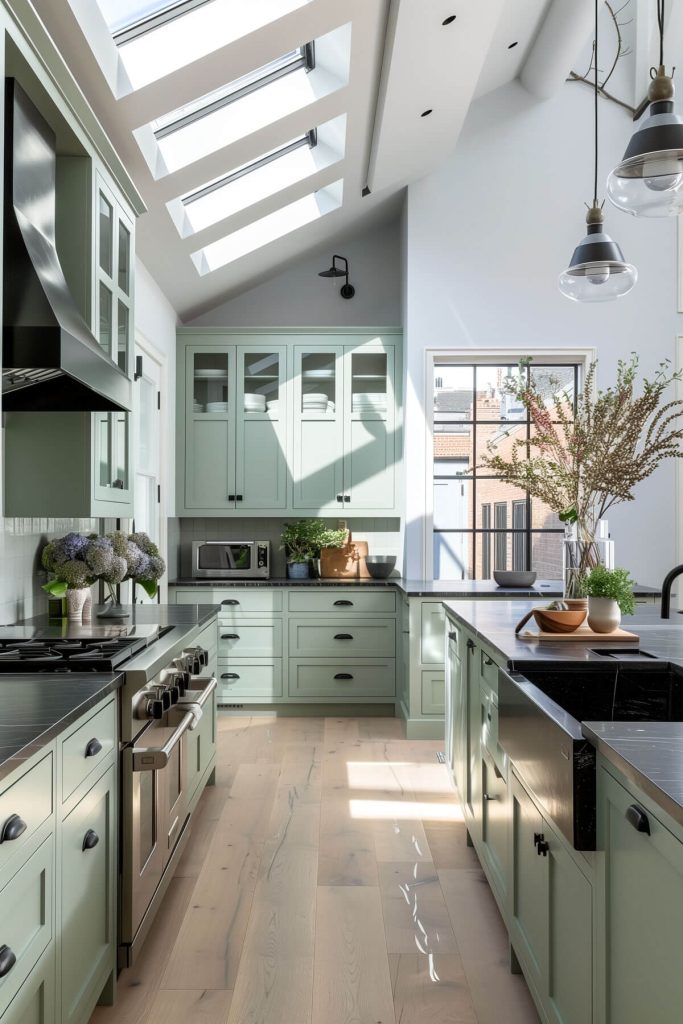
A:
[0,517,98,625]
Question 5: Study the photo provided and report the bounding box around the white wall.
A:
[187,217,403,328]
[404,78,683,587]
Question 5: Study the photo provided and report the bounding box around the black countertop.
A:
[169,577,661,599]
[0,673,123,784]
[18,603,219,632]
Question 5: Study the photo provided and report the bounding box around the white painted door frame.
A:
[422,346,596,580]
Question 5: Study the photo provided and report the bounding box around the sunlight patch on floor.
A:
[348,798,464,822]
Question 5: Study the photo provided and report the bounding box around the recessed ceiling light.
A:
[442,15,456,25]
[508,41,519,49]
[421,109,433,117]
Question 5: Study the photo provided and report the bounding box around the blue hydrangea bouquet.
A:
[41,530,165,600]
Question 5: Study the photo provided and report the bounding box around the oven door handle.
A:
[131,711,196,772]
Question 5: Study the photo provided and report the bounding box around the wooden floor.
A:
[92,715,539,1024]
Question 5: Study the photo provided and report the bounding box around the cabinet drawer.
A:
[481,686,504,775]
[61,699,116,803]
[0,944,55,1024]
[480,648,498,691]
[0,754,53,875]
[187,692,216,799]
[0,837,54,1018]
[288,590,396,614]
[289,619,396,657]
[217,660,283,699]
[420,603,446,665]
[289,660,395,699]
[174,589,283,614]
[218,620,282,658]
[421,671,445,715]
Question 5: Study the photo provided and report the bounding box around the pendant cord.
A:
[593,0,599,206]
[658,0,665,67]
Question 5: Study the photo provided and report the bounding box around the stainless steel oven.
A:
[119,649,216,967]
[191,540,270,579]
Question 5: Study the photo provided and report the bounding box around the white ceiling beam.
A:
[520,0,594,99]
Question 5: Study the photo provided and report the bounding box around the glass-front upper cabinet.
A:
[342,343,396,511]
[93,172,134,508]
[293,345,344,510]
[235,346,287,509]
[192,350,230,414]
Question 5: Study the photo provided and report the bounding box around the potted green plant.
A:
[580,566,636,634]
[280,520,317,579]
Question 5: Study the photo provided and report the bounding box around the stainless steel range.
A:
[0,618,218,969]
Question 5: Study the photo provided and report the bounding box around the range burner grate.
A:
[0,634,153,673]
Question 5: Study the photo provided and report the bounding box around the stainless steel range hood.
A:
[2,79,131,412]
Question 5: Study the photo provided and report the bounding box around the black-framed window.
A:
[432,360,579,580]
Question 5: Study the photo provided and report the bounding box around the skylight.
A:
[108,0,313,91]
[133,23,351,180]
[167,115,346,237]
[191,180,343,274]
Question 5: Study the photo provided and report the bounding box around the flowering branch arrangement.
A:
[480,354,683,528]
[41,531,165,598]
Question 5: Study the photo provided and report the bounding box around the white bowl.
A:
[206,402,228,412]
[303,393,328,403]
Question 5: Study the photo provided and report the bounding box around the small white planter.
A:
[587,597,621,634]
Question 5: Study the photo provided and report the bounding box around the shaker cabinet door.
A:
[292,345,344,511]
[235,345,288,510]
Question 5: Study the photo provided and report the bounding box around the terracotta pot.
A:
[320,542,370,579]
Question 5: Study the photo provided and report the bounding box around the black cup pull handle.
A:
[221,599,239,606]
[236,495,243,501]
[343,495,351,502]
[448,631,458,641]
[336,494,344,503]
[85,738,102,758]
[334,673,354,680]
[0,945,16,978]
[334,633,354,640]
[0,814,27,844]
[221,673,240,680]
[82,829,99,852]
[221,634,240,640]
[334,600,353,606]
[626,804,651,835]
[537,840,550,856]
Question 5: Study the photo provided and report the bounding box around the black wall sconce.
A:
[318,255,355,299]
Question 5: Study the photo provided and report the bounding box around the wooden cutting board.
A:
[518,624,640,642]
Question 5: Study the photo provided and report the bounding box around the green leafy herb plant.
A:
[580,566,636,616]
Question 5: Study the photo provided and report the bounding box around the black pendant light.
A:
[608,0,683,216]
[559,0,637,301]
[318,255,355,299]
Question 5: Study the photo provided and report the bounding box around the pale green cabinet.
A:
[598,764,683,1024]
[59,766,116,1024]
[0,947,55,1024]
[180,340,288,512]
[480,748,509,905]
[176,329,402,516]
[510,772,593,1024]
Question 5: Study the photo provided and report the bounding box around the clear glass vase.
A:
[563,519,614,598]
[96,581,129,619]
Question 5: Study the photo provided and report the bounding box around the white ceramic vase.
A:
[66,588,88,622]
[587,597,621,634]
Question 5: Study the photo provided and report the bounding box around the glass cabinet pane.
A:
[98,414,113,488]
[300,352,336,415]
[99,193,113,276]
[99,284,113,356]
[118,221,131,294]
[243,351,280,416]
[114,413,129,489]
[193,352,229,413]
[117,301,129,372]
[351,351,387,417]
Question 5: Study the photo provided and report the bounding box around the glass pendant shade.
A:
[607,69,683,216]
[559,207,637,302]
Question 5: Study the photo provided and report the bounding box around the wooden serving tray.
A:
[519,624,640,642]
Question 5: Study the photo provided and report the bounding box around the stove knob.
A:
[200,649,209,667]
[166,685,180,705]
[145,699,164,721]
[159,690,171,711]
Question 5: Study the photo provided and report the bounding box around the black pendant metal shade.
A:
[318,265,345,278]
[559,208,637,302]
[568,221,627,268]
[317,254,355,298]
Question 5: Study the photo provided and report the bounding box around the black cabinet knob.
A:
[236,495,243,502]
[533,832,543,847]
[0,814,27,844]
[466,638,476,651]
[448,631,458,641]
[334,634,354,640]
[227,494,236,502]
[334,600,353,606]
[626,804,651,835]
[0,945,16,978]
[336,495,344,503]
[343,495,351,502]
[82,829,99,851]
[85,738,102,758]
[536,840,550,856]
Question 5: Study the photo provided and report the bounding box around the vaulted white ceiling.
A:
[30,0,587,321]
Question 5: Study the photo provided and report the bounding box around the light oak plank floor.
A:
[91,716,538,1024]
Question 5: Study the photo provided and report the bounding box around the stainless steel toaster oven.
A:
[191,540,270,579]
